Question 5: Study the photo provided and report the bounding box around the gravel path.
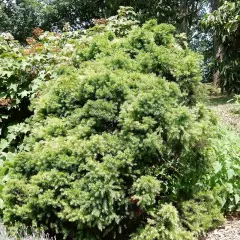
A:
[204,219,240,240]
[207,96,240,134]
[0,220,55,240]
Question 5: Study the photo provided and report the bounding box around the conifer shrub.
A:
[0,8,231,240]
[181,191,225,236]
[72,18,204,105]
[2,59,219,239]
[1,8,204,158]
[131,204,195,240]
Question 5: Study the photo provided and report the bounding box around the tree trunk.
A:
[179,0,189,36]
[211,0,221,87]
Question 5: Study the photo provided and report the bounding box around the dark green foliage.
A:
[131,204,194,240]
[0,37,33,155]
[0,0,206,42]
[0,0,43,42]
[0,32,61,159]
[181,191,225,236]
[203,1,240,93]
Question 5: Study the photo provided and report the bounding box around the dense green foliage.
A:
[131,204,195,240]
[1,6,240,240]
[0,35,38,154]
[181,191,224,235]
[4,68,210,238]
[0,10,204,157]
[203,1,240,92]
[202,128,240,212]
[0,0,206,41]
[0,28,68,159]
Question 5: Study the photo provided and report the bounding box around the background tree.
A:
[210,0,220,86]
[0,0,206,41]
[203,0,240,92]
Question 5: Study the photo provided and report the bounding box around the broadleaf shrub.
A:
[0,29,64,159]
[201,127,240,212]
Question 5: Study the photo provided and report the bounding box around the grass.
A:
[207,95,233,106]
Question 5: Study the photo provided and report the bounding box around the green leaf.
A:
[227,169,235,180]
[0,199,4,209]
[9,83,18,92]
[225,183,233,193]
[234,194,240,204]
[19,90,29,98]
[0,139,9,151]
[213,161,222,173]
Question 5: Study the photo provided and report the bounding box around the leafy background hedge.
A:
[0,7,240,240]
